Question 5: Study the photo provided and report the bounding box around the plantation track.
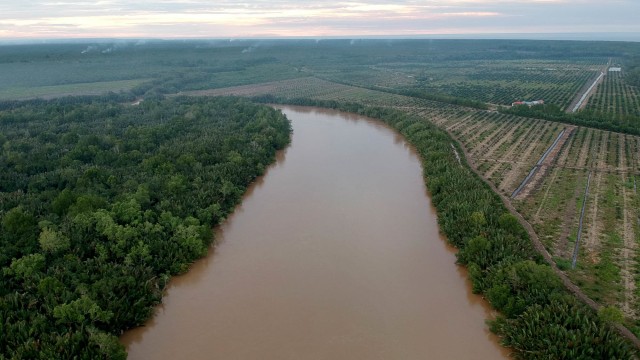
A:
[514,127,575,200]
[500,123,552,195]
[581,131,605,261]
[451,143,462,166]
[534,166,561,221]
[572,172,592,269]
[619,138,638,318]
[575,129,595,168]
[597,131,611,170]
[555,127,576,168]
[585,171,604,253]
[572,72,606,113]
[556,170,581,258]
[568,59,610,113]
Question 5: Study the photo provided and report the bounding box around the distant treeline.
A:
[3,39,639,99]
[0,92,137,112]
[0,96,291,358]
[501,104,640,136]
[252,94,637,359]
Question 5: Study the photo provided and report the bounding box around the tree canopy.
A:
[0,96,291,358]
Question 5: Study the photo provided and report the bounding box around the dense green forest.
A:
[501,103,640,135]
[253,94,637,359]
[0,96,291,358]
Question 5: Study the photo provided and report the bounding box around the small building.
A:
[609,67,622,72]
[512,100,544,107]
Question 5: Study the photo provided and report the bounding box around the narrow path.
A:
[511,128,567,198]
[499,123,551,194]
[585,171,603,252]
[572,171,592,269]
[575,129,594,168]
[567,59,611,113]
[556,175,581,258]
[618,135,637,318]
[451,143,462,166]
[518,127,575,199]
[583,131,603,260]
[534,166,561,221]
[571,72,605,113]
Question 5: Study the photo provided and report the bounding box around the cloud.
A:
[0,0,638,39]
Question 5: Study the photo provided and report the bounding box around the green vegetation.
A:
[3,39,639,118]
[504,102,640,135]
[587,70,640,118]
[0,96,291,358]
[626,57,640,88]
[0,42,307,99]
[3,38,640,357]
[0,79,148,101]
[384,88,489,110]
[253,95,637,358]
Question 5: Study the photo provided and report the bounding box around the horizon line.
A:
[1,32,639,45]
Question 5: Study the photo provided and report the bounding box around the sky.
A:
[0,0,639,40]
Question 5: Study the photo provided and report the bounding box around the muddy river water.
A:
[121,106,509,359]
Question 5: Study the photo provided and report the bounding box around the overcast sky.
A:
[0,0,639,40]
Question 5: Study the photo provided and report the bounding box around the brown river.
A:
[121,106,509,359]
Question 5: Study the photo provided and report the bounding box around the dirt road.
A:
[566,59,611,113]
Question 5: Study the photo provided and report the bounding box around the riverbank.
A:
[122,106,508,359]
[252,96,637,359]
